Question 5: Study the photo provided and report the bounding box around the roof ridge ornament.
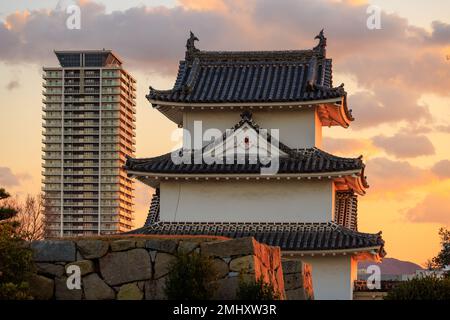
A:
[313,29,327,58]
[240,110,253,121]
[185,31,200,60]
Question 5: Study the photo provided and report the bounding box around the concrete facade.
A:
[42,50,136,237]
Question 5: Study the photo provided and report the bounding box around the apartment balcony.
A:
[64,122,100,128]
[42,113,61,120]
[102,80,120,86]
[42,161,61,168]
[42,122,62,128]
[43,73,62,79]
[64,72,80,78]
[63,129,100,135]
[63,170,99,175]
[85,71,100,78]
[62,162,100,168]
[42,137,62,143]
[85,79,100,85]
[102,71,120,78]
[43,98,62,103]
[64,80,80,86]
[43,90,63,95]
[64,97,100,103]
[43,105,62,112]
[43,81,63,87]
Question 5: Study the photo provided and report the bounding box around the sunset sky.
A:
[0,0,449,265]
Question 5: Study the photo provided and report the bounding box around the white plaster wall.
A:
[183,109,322,149]
[301,255,357,300]
[159,179,335,222]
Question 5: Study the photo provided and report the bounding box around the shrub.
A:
[164,251,218,300]
[0,222,34,300]
[384,275,450,300]
[237,276,280,300]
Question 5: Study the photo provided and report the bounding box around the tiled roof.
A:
[147,31,347,105]
[130,221,385,255]
[125,147,365,175]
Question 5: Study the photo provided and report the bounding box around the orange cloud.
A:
[178,0,228,12]
[322,137,378,157]
[406,192,450,226]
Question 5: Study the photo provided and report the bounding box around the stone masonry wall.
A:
[282,259,314,300]
[28,235,289,300]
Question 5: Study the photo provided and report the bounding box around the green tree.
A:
[164,251,218,300]
[432,227,450,270]
[0,188,17,221]
[237,276,281,300]
[385,275,450,300]
[0,188,34,300]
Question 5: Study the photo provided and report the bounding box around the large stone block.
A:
[111,239,136,252]
[99,248,152,286]
[66,260,94,276]
[55,277,82,300]
[145,238,178,254]
[117,282,143,300]
[36,263,65,278]
[177,240,200,254]
[281,259,313,300]
[154,252,177,279]
[284,273,301,290]
[230,255,257,273]
[31,241,76,262]
[144,277,167,300]
[201,237,256,258]
[83,273,115,300]
[281,259,303,274]
[77,240,109,259]
[211,258,229,279]
[29,274,54,300]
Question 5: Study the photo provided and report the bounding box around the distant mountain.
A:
[358,258,423,275]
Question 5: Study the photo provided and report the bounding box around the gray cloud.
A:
[0,167,21,187]
[0,0,449,130]
[429,21,450,44]
[5,80,20,90]
[431,160,450,179]
[365,157,430,192]
[372,132,435,158]
[349,88,431,130]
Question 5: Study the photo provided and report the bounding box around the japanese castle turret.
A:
[125,31,385,300]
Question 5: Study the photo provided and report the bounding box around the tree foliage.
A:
[0,188,34,300]
[385,275,450,300]
[164,251,218,300]
[431,228,450,270]
[236,276,280,300]
[0,188,17,221]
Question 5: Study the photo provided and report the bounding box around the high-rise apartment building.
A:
[42,50,136,237]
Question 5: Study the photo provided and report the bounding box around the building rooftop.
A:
[129,221,385,256]
[125,111,368,193]
[54,50,122,67]
[148,31,346,104]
